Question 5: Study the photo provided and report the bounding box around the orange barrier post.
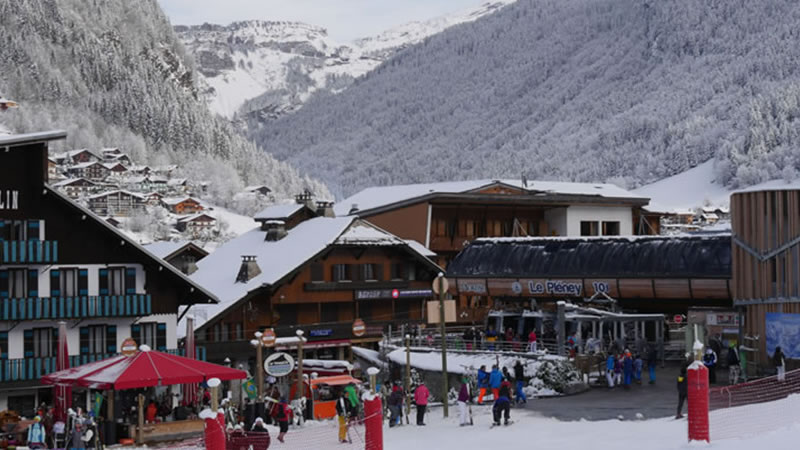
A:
[687,361,710,442]
[364,395,384,450]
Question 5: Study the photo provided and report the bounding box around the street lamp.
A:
[296,329,305,401]
[251,331,266,400]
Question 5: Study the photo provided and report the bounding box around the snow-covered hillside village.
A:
[3,0,800,449]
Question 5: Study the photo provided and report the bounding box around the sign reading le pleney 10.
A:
[461,278,614,297]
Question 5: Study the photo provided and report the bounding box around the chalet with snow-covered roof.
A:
[162,197,203,215]
[87,190,146,216]
[52,149,99,166]
[51,177,98,199]
[337,179,655,265]
[0,131,216,414]
[186,217,440,364]
[176,213,217,235]
[244,185,272,196]
[144,241,209,276]
[253,191,327,230]
[144,191,164,206]
[66,161,110,181]
[103,161,128,174]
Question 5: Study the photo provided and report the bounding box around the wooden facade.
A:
[732,189,800,365]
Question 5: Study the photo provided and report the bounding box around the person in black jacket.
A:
[335,392,349,443]
[388,385,404,427]
[774,346,787,381]
[513,361,527,405]
[676,367,688,419]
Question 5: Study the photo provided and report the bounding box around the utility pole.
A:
[405,334,411,419]
[253,331,264,399]
[438,273,449,418]
[296,329,305,400]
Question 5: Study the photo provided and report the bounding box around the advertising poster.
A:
[766,312,800,359]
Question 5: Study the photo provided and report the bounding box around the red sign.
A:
[352,319,366,337]
[120,337,138,356]
[391,289,399,299]
[673,315,683,324]
[261,328,276,347]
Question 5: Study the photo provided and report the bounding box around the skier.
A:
[457,377,472,426]
[614,353,623,386]
[477,365,489,404]
[513,360,527,405]
[344,382,360,417]
[250,417,268,433]
[606,352,616,388]
[727,343,741,385]
[647,345,658,384]
[388,385,404,427]
[773,346,786,381]
[676,368,688,419]
[492,385,511,426]
[634,354,643,384]
[489,365,503,400]
[703,347,718,384]
[414,382,430,426]
[528,329,538,352]
[335,391,349,443]
[27,416,46,449]
[622,351,633,389]
[500,368,514,404]
[275,398,291,443]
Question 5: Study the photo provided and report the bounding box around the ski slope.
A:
[633,160,731,211]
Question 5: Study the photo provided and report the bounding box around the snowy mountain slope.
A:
[0,0,329,209]
[251,0,800,198]
[632,160,732,211]
[176,1,515,121]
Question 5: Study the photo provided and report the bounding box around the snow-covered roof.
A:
[53,148,97,160]
[162,196,200,206]
[69,161,106,170]
[336,179,647,216]
[405,239,436,257]
[733,179,800,194]
[167,178,187,186]
[244,185,271,192]
[177,212,216,223]
[181,216,439,335]
[144,241,190,259]
[102,162,127,170]
[254,202,306,221]
[87,189,145,200]
[51,177,96,187]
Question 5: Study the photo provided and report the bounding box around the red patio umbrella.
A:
[53,321,72,422]
[41,347,247,390]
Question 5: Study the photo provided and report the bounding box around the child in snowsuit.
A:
[492,386,511,426]
[606,353,616,388]
[634,354,643,384]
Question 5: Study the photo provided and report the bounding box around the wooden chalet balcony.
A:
[0,294,152,320]
[1,240,58,263]
[0,347,206,383]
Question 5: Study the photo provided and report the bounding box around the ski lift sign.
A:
[264,352,295,377]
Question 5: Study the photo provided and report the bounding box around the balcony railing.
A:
[0,295,152,320]
[1,240,58,264]
[0,347,206,383]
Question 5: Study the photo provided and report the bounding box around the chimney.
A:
[348,203,359,215]
[236,255,262,283]
[295,189,315,210]
[264,220,288,241]
[316,201,336,218]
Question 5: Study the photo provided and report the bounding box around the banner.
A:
[766,313,800,358]
[243,378,258,400]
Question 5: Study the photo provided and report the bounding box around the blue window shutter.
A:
[156,323,167,351]
[27,270,38,297]
[106,326,117,353]
[78,269,88,295]
[23,329,33,357]
[125,268,136,294]
[27,221,40,241]
[131,324,141,345]
[50,270,60,297]
[79,326,89,354]
[99,269,108,295]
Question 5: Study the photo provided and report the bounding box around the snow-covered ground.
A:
[633,160,731,211]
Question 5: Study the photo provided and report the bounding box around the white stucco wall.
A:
[565,205,634,236]
[544,208,568,236]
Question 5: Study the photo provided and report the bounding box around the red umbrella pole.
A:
[54,321,72,422]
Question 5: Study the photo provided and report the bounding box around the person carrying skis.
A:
[388,385,404,427]
[647,345,658,384]
[489,365,503,400]
[275,398,291,443]
[676,368,688,419]
[703,347,718,384]
[413,382,430,426]
[773,346,787,381]
[606,353,616,388]
[477,365,489,404]
[457,377,472,426]
[492,385,512,426]
[727,343,741,385]
[513,361,527,405]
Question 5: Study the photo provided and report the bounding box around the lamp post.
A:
[296,329,305,401]
[437,273,449,418]
[251,331,265,400]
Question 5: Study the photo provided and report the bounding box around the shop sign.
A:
[355,289,433,300]
[526,280,583,296]
[309,329,333,337]
[511,282,523,294]
[0,190,19,210]
[457,279,487,295]
[264,352,295,377]
[707,314,740,326]
[261,328,276,347]
[352,319,366,337]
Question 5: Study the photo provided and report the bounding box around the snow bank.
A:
[633,160,731,210]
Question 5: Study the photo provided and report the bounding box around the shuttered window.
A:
[27,270,38,297]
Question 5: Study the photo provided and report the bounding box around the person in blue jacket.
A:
[606,353,616,388]
[492,385,512,426]
[489,365,503,400]
[477,365,489,404]
[623,350,634,389]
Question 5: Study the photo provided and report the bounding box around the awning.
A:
[41,348,247,390]
[310,375,362,388]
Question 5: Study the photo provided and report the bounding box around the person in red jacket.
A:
[413,382,430,426]
[528,329,538,352]
[275,398,291,442]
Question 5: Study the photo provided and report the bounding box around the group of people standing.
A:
[605,346,658,388]
[475,361,529,407]
[386,381,430,428]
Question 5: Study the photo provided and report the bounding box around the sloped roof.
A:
[162,196,200,205]
[69,161,106,170]
[447,235,731,279]
[177,213,216,223]
[183,216,440,335]
[87,189,145,200]
[254,202,306,221]
[52,177,96,187]
[336,179,648,216]
[144,241,209,260]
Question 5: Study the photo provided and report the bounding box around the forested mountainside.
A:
[252,0,800,198]
[176,1,513,122]
[0,0,328,206]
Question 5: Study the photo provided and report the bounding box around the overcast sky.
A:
[158,0,491,42]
